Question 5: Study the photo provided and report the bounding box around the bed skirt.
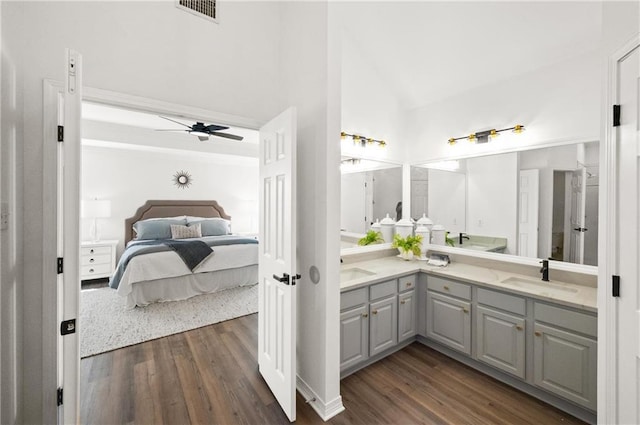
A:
[125,265,259,309]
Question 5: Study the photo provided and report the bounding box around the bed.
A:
[109,200,259,309]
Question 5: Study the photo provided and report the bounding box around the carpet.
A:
[80,284,258,358]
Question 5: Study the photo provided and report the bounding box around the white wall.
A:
[404,50,601,164]
[1,2,23,423]
[81,145,258,257]
[277,2,343,418]
[428,169,466,237]
[466,153,518,254]
[8,1,282,423]
[340,29,404,164]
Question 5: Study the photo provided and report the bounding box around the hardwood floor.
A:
[80,313,585,425]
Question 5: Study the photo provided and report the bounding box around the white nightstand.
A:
[80,240,118,280]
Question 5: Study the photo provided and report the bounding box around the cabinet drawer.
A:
[81,263,112,278]
[427,276,471,300]
[534,302,597,338]
[81,245,112,256]
[477,288,526,316]
[341,287,368,311]
[397,274,416,293]
[80,254,111,266]
[370,279,397,301]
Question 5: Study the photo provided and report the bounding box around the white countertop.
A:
[341,256,597,313]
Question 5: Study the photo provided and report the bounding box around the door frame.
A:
[599,35,640,423]
[41,81,262,423]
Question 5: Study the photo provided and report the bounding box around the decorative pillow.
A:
[188,218,231,236]
[171,223,202,239]
[133,218,187,240]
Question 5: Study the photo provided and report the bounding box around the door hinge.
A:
[57,125,64,142]
[57,257,63,274]
[57,387,63,406]
[612,275,620,297]
[613,105,620,127]
[60,319,76,335]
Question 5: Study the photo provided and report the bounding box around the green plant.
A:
[391,233,423,256]
[445,232,455,247]
[358,230,384,246]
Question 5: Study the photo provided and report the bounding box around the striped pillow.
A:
[170,223,202,239]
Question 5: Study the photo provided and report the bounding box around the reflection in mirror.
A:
[411,142,599,266]
[341,158,402,248]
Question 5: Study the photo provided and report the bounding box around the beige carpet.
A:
[80,284,258,358]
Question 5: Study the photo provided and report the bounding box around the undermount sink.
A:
[501,277,578,293]
[341,268,376,281]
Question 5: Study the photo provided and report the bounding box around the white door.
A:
[59,49,83,423]
[518,169,539,258]
[569,166,587,264]
[615,43,639,425]
[258,107,297,422]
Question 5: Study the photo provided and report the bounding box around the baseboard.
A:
[297,375,345,421]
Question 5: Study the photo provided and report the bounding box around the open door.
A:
[258,107,298,421]
[58,49,82,423]
[517,169,539,258]
[569,166,587,264]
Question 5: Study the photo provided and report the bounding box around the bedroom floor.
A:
[79,313,586,425]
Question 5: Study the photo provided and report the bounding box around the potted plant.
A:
[358,230,384,246]
[391,234,423,260]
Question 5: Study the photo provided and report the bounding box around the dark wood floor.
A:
[80,313,585,425]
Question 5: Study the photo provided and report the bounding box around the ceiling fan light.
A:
[191,130,210,138]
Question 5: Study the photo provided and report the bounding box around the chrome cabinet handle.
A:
[89,258,95,263]
[90,249,95,254]
[89,268,94,273]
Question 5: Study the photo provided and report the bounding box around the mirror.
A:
[411,142,599,266]
[341,158,402,248]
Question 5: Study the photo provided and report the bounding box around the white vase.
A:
[398,249,414,260]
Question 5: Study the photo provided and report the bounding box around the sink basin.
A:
[501,277,578,293]
[341,268,376,281]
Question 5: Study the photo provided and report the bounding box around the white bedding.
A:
[116,243,258,303]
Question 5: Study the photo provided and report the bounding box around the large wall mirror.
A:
[411,141,599,266]
[341,158,402,247]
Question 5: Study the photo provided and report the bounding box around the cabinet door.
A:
[476,306,525,379]
[398,290,416,341]
[533,322,597,411]
[426,291,471,355]
[369,296,398,356]
[340,305,369,371]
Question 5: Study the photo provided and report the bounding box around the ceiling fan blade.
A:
[209,131,244,141]
[155,129,188,132]
[197,135,209,141]
[159,116,192,129]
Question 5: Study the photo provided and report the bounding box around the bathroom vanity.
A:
[339,252,597,423]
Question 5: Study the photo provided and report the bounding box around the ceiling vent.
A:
[177,0,217,23]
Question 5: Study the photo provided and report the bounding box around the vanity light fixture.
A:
[448,124,525,146]
[341,131,387,148]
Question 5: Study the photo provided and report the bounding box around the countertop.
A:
[341,256,597,313]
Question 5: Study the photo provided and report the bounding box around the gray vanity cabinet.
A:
[340,304,369,371]
[476,288,527,379]
[476,306,526,379]
[369,295,398,356]
[533,302,597,411]
[426,289,472,355]
[398,290,417,341]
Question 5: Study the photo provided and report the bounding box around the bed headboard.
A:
[124,200,231,245]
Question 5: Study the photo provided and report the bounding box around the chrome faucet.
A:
[459,233,470,245]
[540,259,549,282]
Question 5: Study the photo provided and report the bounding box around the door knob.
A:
[272,273,290,284]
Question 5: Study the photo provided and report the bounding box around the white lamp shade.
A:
[81,199,111,218]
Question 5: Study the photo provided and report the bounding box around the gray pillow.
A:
[188,218,230,236]
[134,218,187,240]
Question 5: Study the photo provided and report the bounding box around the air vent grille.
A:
[178,0,217,22]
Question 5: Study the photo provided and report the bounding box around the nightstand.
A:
[80,240,118,280]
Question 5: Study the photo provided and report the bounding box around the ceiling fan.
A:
[156,116,244,141]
